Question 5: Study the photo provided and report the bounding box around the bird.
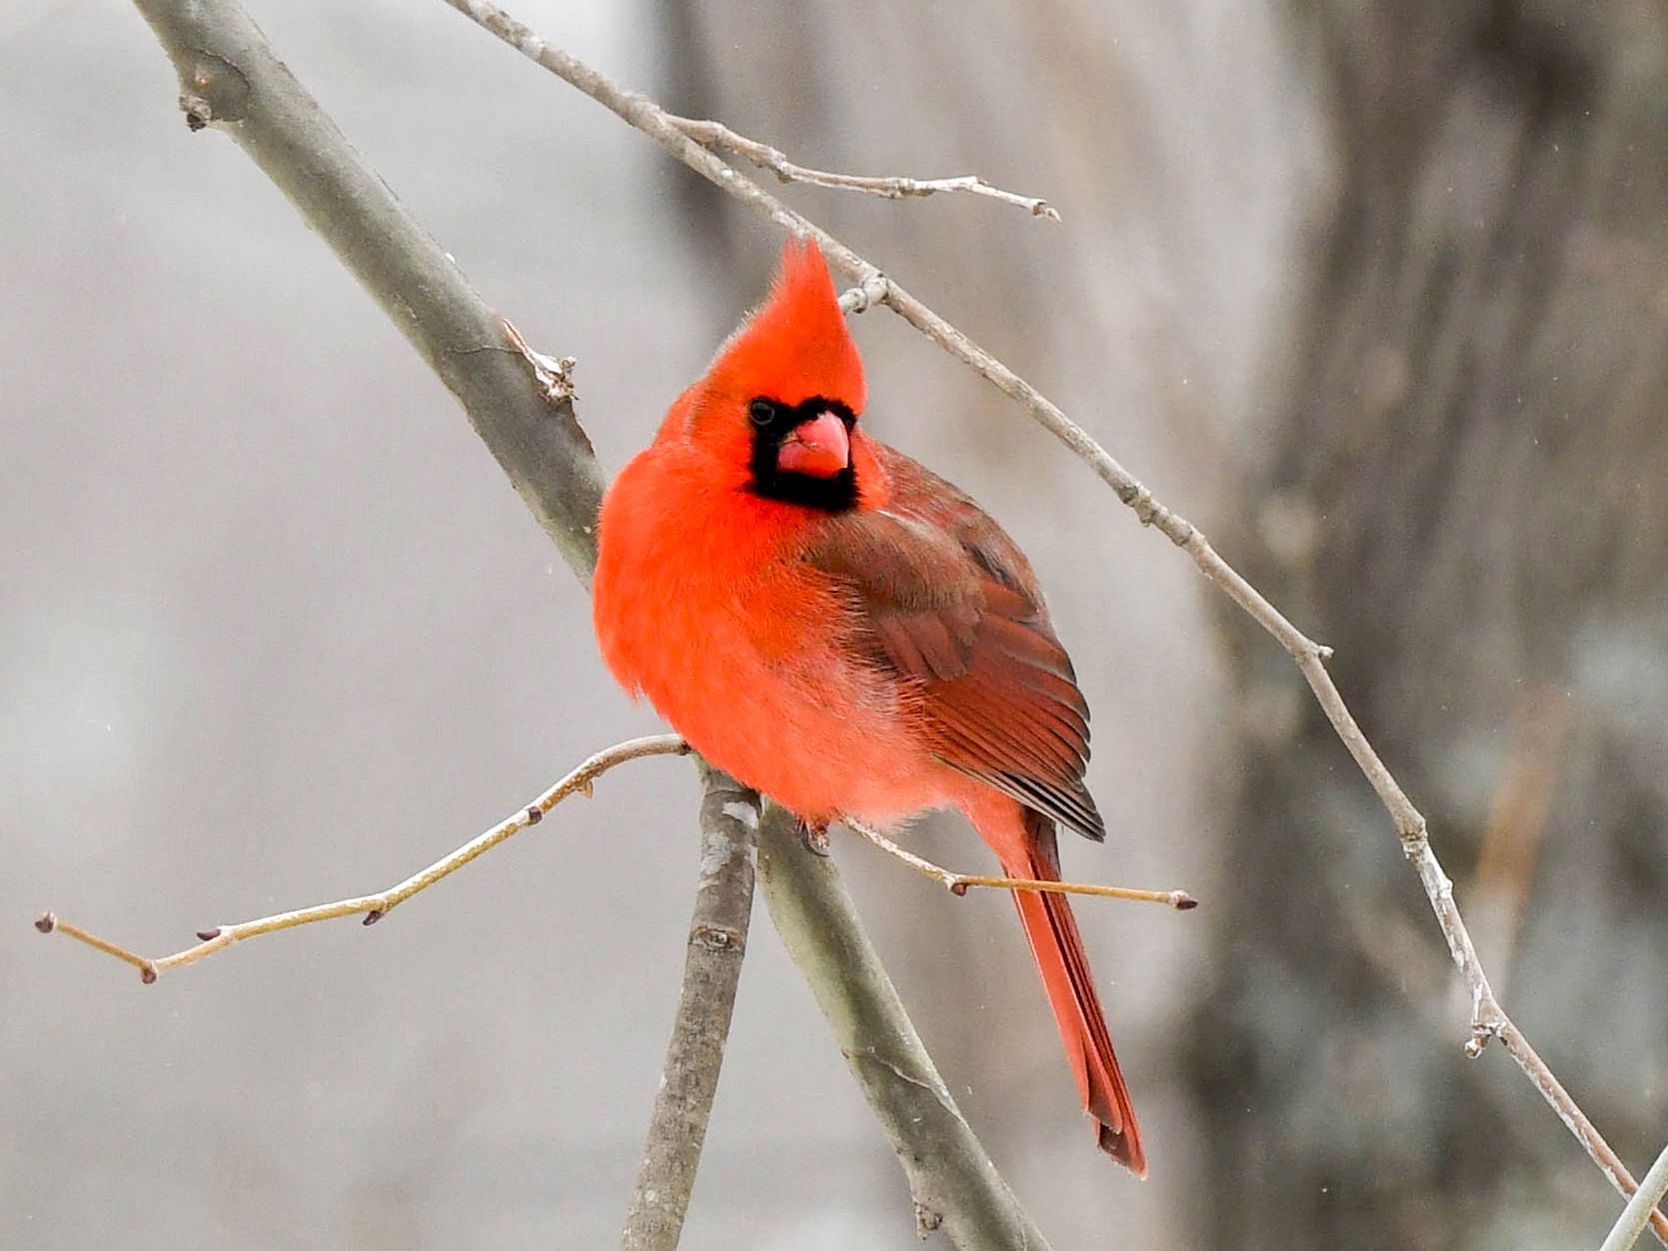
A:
[592,235,1144,1175]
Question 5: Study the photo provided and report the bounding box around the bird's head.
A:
[680,236,880,512]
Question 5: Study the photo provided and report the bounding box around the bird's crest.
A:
[704,237,866,414]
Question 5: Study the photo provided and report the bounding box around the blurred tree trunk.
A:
[1181,3,1668,1247]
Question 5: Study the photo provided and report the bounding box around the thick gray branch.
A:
[621,765,761,1251]
[131,0,604,582]
[757,808,1055,1251]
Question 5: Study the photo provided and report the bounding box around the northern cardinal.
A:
[593,237,1144,1174]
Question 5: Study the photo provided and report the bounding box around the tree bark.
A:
[1182,4,1668,1246]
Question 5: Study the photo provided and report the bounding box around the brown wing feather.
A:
[804,446,1105,841]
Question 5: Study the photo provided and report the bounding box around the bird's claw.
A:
[798,820,831,857]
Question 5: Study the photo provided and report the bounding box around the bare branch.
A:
[847,819,1196,909]
[621,764,761,1251]
[434,2,1668,1237]
[756,807,1055,1251]
[665,115,1060,220]
[37,736,689,982]
[1603,1136,1668,1251]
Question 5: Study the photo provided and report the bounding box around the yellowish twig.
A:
[847,819,1197,910]
[666,115,1060,221]
[36,734,689,982]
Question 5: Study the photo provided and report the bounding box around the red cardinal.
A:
[593,237,1144,1174]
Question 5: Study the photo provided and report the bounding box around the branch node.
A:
[499,317,577,405]
[948,880,970,897]
[362,909,385,927]
[180,95,213,131]
[139,964,158,985]
[177,52,250,129]
[1398,818,1431,854]
[690,922,745,952]
[914,1201,945,1237]
[1123,482,1165,529]
[34,912,56,934]
[839,272,891,315]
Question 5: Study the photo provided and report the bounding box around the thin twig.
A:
[1603,1136,1668,1251]
[36,735,688,982]
[434,3,1668,1237]
[621,764,761,1251]
[665,114,1060,220]
[847,819,1196,909]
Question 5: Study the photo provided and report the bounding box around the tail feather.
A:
[1006,810,1146,1176]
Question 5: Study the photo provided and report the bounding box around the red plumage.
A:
[592,237,1145,1175]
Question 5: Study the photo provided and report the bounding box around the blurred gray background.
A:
[5,2,1667,1248]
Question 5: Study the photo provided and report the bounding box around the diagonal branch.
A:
[435,1,1667,1238]
[664,114,1060,219]
[36,735,689,982]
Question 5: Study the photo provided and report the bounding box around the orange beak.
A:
[776,411,851,478]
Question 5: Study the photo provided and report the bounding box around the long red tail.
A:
[1004,810,1145,1176]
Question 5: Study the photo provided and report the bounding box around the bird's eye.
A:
[748,399,776,427]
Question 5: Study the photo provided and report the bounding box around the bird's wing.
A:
[803,449,1104,841]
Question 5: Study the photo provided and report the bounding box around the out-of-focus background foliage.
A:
[5,2,1667,1247]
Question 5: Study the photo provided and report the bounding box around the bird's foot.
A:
[797,819,831,857]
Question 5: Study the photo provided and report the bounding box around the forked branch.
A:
[36,735,689,983]
[665,115,1060,220]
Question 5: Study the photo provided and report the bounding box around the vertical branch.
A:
[620,765,761,1250]
[756,808,1055,1251]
